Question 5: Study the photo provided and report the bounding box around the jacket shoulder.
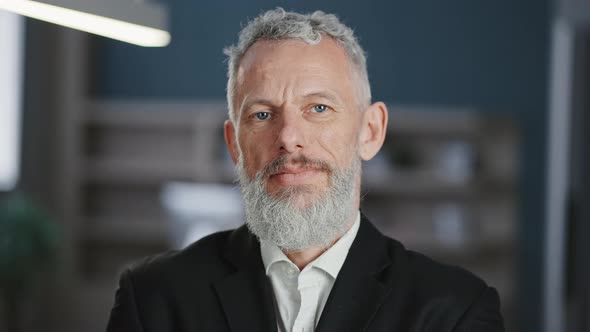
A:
[125,228,236,283]
[384,237,492,306]
[378,237,503,329]
[107,229,245,331]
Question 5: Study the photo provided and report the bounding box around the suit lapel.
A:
[213,216,404,332]
[213,226,277,332]
[316,215,395,332]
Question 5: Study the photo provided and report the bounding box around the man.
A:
[107,8,504,332]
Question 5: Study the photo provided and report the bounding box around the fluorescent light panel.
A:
[0,0,170,47]
[0,10,22,191]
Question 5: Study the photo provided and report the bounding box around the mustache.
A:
[258,154,335,180]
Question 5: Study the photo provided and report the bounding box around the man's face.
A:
[226,37,364,208]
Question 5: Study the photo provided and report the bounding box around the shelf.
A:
[84,100,227,129]
[82,217,171,245]
[362,173,516,198]
[83,157,236,185]
[390,232,515,263]
[388,108,483,137]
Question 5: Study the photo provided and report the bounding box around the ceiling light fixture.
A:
[0,0,170,47]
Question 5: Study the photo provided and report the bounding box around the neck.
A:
[285,246,329,270]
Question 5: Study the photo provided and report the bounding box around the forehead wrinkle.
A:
[235,38,362,119]
[241,71,302,111]
[236,67,283,119]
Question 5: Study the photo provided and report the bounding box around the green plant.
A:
[0,195,58,332]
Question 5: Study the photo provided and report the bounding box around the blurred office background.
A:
[0,0,588,331]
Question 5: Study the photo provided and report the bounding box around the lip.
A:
[273,167,316,175]
[269,168,323,186]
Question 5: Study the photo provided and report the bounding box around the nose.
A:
[276,108,305,154]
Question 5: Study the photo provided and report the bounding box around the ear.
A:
[359,101,388,160]
[224,119,239,165]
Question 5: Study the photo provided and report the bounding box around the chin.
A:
[269,184,325,208]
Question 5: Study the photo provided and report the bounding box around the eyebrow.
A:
[240,97,277,115]
[301,91,343,106]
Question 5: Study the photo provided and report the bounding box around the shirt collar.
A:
[260,211,361,279]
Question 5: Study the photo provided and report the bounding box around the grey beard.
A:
[237,154,360,252]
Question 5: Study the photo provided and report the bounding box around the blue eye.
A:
[313,104,328,113]
[255,112,270,120]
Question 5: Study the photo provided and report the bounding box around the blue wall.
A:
[95,1,550,330]
[97,1,548,108]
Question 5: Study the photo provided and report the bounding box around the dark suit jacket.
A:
[106,215,504,332]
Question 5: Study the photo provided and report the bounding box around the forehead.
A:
[234,37,357,104]
[239,37,352,73]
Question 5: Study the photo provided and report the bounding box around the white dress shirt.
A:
[260,211,361,332]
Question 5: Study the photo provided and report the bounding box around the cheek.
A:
[238,130,272,175]
[316,122,359,164]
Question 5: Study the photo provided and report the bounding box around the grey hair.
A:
[224,7,372,122]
